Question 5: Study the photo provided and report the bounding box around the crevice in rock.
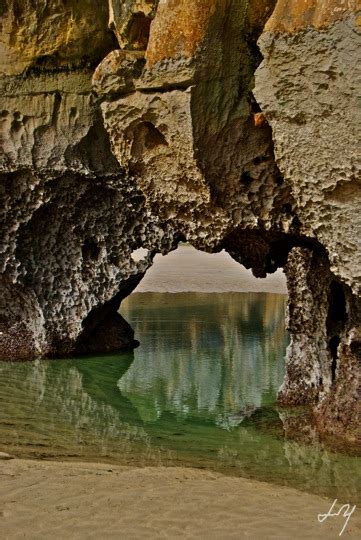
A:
[82,239,101,263]
[329,338,339,381]
[126,12,152,50]
[326,280,348,382]
[327,281,348,327]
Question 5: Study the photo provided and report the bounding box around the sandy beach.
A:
[0,458,359,540]
[134,245,287,294]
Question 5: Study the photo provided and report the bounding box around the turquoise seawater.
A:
[0,292,360,502]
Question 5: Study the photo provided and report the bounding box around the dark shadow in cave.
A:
[326,280,348,383]
[75,273,144,355]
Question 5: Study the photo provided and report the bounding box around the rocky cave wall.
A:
[0,0,360,442]
[254,0,360,442]
[0,0,176,358]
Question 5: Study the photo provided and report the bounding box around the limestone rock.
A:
[264,0,356,32]
[0,0,118,76]
[0,3,175,359]
[97,0,292,250]
[255,2,360,296]
[255,0,360,441]
[108,0,158,50]
[92,50,145,97]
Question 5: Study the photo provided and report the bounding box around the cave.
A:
[0,0,359,450]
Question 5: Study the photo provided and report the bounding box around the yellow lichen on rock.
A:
[265,0,357,32]
[0,0,117,76]
[145,0,221,68]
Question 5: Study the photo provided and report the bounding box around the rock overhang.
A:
[0,0,359,443]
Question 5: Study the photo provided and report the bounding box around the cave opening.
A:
[127,244,287,296]
[119,244,289,427]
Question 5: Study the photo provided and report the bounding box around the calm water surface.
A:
[0,293,360,502]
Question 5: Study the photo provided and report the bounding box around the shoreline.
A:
[1,458,359,539]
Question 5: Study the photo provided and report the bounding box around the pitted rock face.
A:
[255,13,361,296]
[254,0,361,442]
[97,0,293,249]
[0,1,175,359]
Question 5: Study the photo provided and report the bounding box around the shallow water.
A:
[0,292,360,502]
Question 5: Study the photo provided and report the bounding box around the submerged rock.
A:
[0,0,359,442]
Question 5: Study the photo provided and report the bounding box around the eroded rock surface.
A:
[0,1,175,358]
[97,0,291,249]
[0,0,360,441]
[254,0,360,442]
[255,2,361,295]
[0,0,118,75]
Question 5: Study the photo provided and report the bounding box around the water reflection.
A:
[0,292,359,502]
[120,293,287,428]
[0,355,154,462]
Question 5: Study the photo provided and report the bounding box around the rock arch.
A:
[0,0,359,443]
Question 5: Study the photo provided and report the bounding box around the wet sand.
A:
[0,459,359,539]
[134,245,287,294]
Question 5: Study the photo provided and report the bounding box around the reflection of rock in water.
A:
[279,410,320,447]
[0,293,359,501]
[217,416,361,503]
[279,408,361,457]
[279,410,361,503]
[119,292,287,426]
[0,356,153,461]
[220,405,258,429]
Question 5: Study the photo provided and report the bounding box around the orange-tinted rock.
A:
[100,0,286,245]
[145,0,278,69]
[0,0,118,76]
[265,0,357,32]
[253,112,268,127]
[146,0,218,68]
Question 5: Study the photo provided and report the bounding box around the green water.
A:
[0,292,360,502]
